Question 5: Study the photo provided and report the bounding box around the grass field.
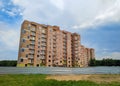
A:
[0,74,120,86]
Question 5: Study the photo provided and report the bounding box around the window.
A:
[36,64,39,67]
[27,45,29,48]
[38,46,40,48]
[39,27,42,31]
[49,60,51,62]
[20,59,23,62]
[31,41,35,44]
[22,39,25,43]
[38,42,40,44]
[38,51,40,53]
[37,55,39,57]
[31,27,35,31]
[31,37,35,40]
[25,64,27,67]
[75,36,78,40]
[60,61,62,63]
[42,29,46,33]
[28,24,31,29]
[26,54,28,58]
[28,36,30,39]
[49,28,53,32]
[22,29,26,34]
[49,55,51,58]
[21,48,24,52]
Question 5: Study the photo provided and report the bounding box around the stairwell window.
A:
[22,39,26,43]
[21,48,25,52]
[26,54,28,58]
[22,29,26,34]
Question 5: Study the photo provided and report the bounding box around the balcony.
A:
[41,47,46,50]
[53,45,56,48]
[40,56,45,59]
[30,50,35,54]
[41,50,46,55]
[53,41,56,44]
[29,45,35,50]
[28,59,34,64]
[30,43,35,45]
[30,37,35,41]
[41,39,46,42]
[63,42,66,45]
[53,49,56,52]
[63,51,67,54]
[28,56,34,59]
[30,32,36,36]
[30,40,35,45]
[41,35,47,39]
[53,36,56,39]
[74,48,78,51]
[63,46,67,50]
[31,28,36,32]
[41,43,46,47]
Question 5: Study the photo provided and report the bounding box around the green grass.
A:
[0,74,120,86]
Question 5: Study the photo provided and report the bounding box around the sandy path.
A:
[46,74,120,83]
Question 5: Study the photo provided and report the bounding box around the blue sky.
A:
[0,0,120,60]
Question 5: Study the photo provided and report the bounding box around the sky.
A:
[0,0,120,60]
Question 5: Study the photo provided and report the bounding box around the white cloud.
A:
[72,0,120,29]
[111,52,120,59]
[98,52,120,60]
[0,0,119,60]
[0,22,20,51]
[0,30,19,50]
[50,0,64,10]
[12,0,62,24]
[11,0,120,30]
[1,7,22,17]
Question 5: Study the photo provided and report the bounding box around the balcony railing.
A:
[41,39,46,42]
[31,28,36,32]
[41,44,46,47]
[53,45,56,48]
[30,32,36,36]
[29,45,35,50]
[41,47,46,50]
[28,56,34,59]
[41,34,46,37]
[40,56,45,59]
[28,60,34,64]
[30,42,35,45]
[30,50,35,54]
[30,37,35,40]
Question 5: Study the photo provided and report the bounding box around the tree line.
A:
[0,59,120,67]
[89,59,120,66]
[0,60,17,67]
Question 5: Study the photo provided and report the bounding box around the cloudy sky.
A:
[0,0,120,60]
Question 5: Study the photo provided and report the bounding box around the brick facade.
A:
[17,20,95,67]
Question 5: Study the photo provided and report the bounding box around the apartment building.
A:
[17,20,95,67]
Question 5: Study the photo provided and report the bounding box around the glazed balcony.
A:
[30,32,36,36]
[30,37,35,41]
